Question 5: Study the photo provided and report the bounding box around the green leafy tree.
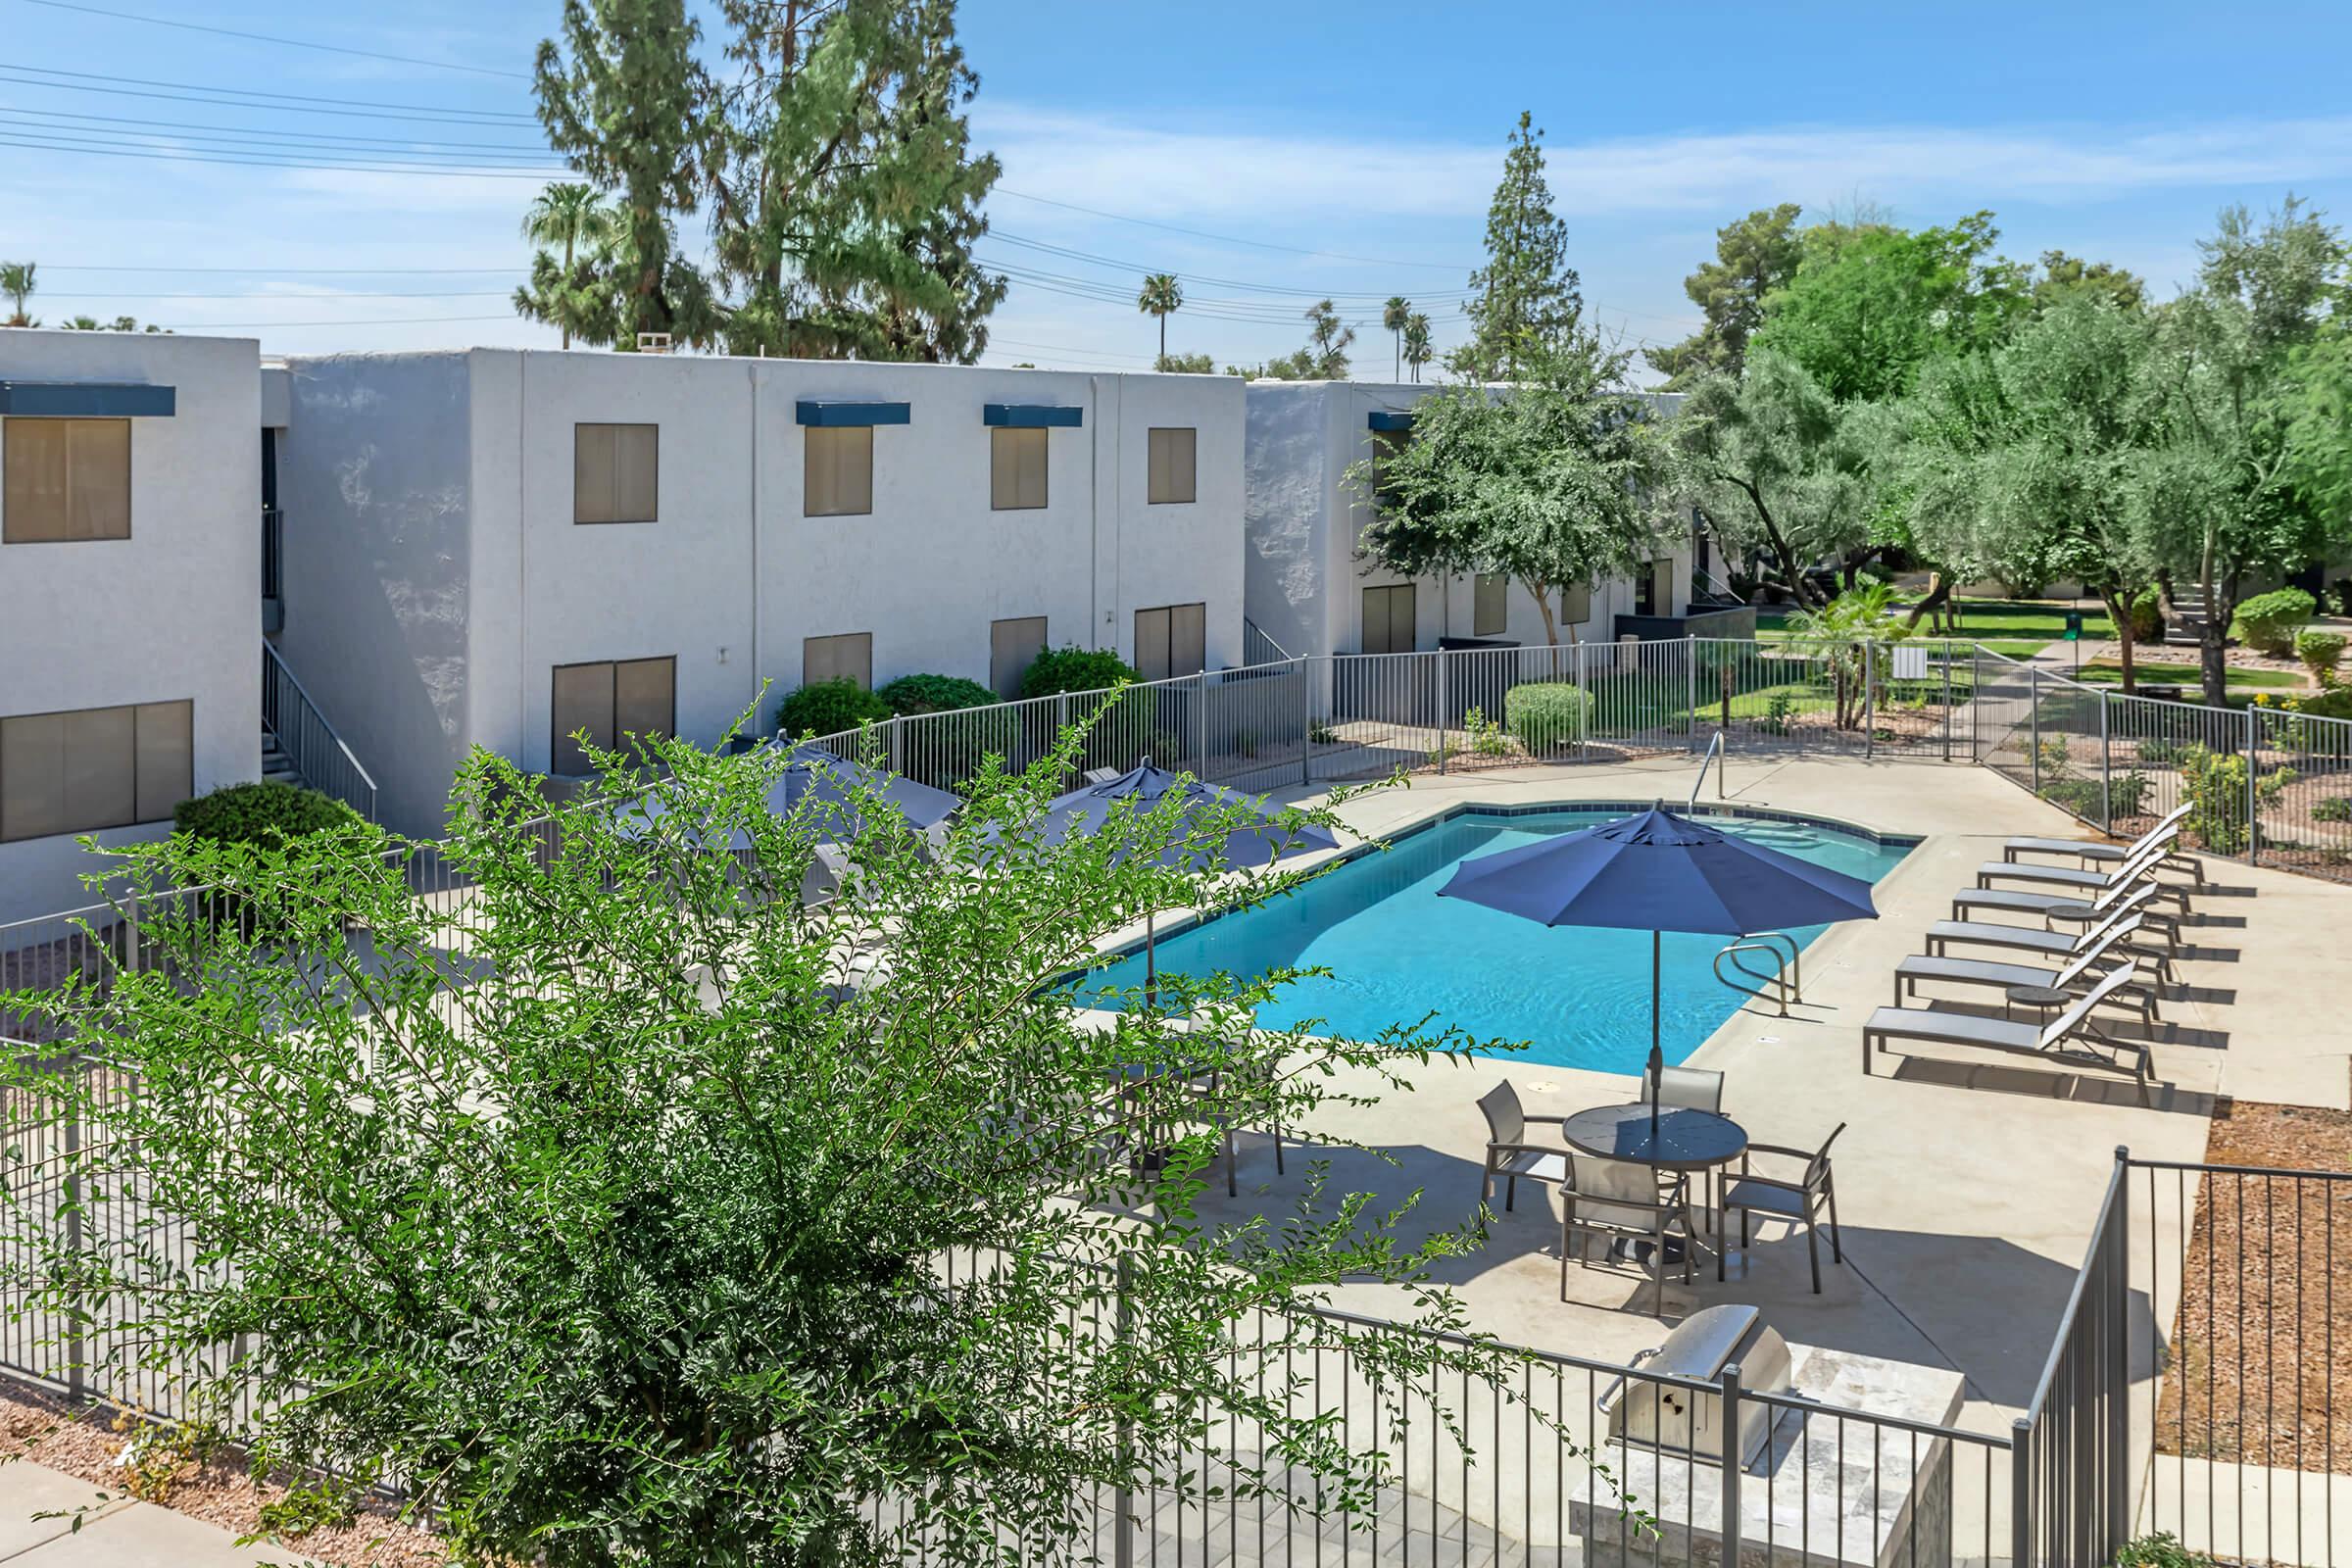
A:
[2033,250,2147,315]
[1248,300,1357,381]
[1139,271,1183,362]
[2137,196,2349,704]
[1453,112,1582,380]
[1402,312,1433,381]
[1154,350,1214,373]
[534,0,721,347]
[1750,212,2032,404]
[1900,298,2165,686]
[1,721,1546,1564]
[58,314,168,333]
[1383,295,1410,380]
[1645,204,1803,388]
[58,315,100,330]
[2284,314,2352,532]
[1352,329,1678,647]
[514,180,620,349]
[1675,353,1879,609]
[0,261,36,327]
[1786,581,1912,729]
[706,0,1005,362]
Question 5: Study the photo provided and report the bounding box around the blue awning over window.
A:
[1366,410,1414,432]
[983,403,1084,428]
[0,381,175,417]
[795,401,910,427]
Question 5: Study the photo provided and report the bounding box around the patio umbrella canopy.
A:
[1037,761,1340,998]
[1438,801,1879,1130]
[615,741,962,850]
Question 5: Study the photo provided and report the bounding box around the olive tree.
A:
[0,710,1555,1566]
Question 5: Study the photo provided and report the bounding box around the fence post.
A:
[1194,672,1207,777]
[1113,1252,1136,1568]
[2245,704,2261,866]
[1574,639,1590,760]
[1687,636,1698,752]
[1718,1361,1744,1559]
[1435,647,1448,775]
[1300,659,1313,787]
[2107,1147,2132,1558]
[1864,641,1877,759]
[887,714,905,778]
[2098,694,2113,832]
[1972,644,1983,760]
[2011,1416,2034,1568]
[2030,668,2042,797]
[1941,642,1954,762]
[63,1059,83,1405]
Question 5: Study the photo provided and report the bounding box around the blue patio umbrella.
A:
[1437,801,1879,1135]
[1037,760,1340,1001]
[616,740,961,850]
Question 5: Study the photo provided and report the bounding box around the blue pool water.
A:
[1072,807,1912,1072]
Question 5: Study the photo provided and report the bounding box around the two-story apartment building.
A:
[270,351,1246,837]
[1242,380,1703,662]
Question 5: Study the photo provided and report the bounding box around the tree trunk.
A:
[1158,315,1166,362]
[2098,588,2138,695]
[1530,581,1564,679]
[1904,573,1952,632]
[2199,557,2229,710]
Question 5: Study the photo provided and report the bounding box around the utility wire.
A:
[0,64,538,122]
[13,0,533,81]
[0,105,554,155]
[995,187,1474,271]
[0,129,561,177]
[152,313,518,329]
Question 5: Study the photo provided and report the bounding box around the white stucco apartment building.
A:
[1242,380,1703,662]
[0,330,263,923]
[271,350,1246,837]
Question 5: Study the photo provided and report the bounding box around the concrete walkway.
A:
[0,1460,316,1566]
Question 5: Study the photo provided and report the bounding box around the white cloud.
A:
[980,105,2352,220]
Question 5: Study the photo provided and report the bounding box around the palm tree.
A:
[1,262,37,327]
[60,316,102,330]
[1402,313,1433,382]
[518,183,617,349]
[1383,296,1410,380]
[1138,272,1183,364]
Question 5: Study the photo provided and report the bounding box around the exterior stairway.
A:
[2163,588,2215,649]
[261,724,303,787]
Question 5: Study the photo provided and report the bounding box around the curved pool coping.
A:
[1090,797,1923,965]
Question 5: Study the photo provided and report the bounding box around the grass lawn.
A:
[2077,660,2306,691]
[1756,598,2116,658]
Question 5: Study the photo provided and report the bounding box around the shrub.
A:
[173,781,361,848]
[1755,688,1797,736]
[2128,585,2164,645]
[2230,588,2316,657]
[2312,795,2352,823]
[877,673,999,716]
[1503,682,1592,754]
[2297,685,2352,719]
[1463,706,1513,758]
[2333,579,2352,617]
[2114,1534,2214,1568]
[2109,768,2151,820]
[2176,743,2293,855]
[776,678,891,738]
[2294,628,2345,687]
[1019,645,1141,700]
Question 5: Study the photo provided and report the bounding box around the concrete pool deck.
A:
[1160,749,2350,1451]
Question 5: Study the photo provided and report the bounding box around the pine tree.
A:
[534,0,719,348]
[1643,204,1803,388]
[709,0,1004,361]
[1453,112,1582,381]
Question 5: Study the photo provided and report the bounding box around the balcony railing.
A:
[262,640,377,821]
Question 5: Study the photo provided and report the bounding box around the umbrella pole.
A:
[1146,909,1157,1010]
[1649,929,1662,1140]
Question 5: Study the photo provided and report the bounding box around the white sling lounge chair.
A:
[1863,961,2154,1098]
[2002,804,2204,887]
[1927,884,2176,973]
[1892,917,2162,1024]
[1949,860,2184,948]
[1973,835,2191,907]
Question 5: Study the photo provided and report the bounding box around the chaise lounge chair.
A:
[1892,917,2162,1025]
[1863,961,2154,1098]
[1949,867,2183,949]
[1972,836,2193,908]
[2003,804,2205,888]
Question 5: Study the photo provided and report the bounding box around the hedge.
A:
[173,781,362,848]
[1503,682,1592,755]
[1019,646,1141,701]
[2230,588,2315,658]
[776,678,892,737]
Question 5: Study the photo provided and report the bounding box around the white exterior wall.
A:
[1243,380,1690,659]
[0,330,260,923]
[276,350,1247,837]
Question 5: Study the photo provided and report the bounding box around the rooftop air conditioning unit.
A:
[636,332,673,355]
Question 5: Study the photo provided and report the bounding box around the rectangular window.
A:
[572,423,659,524]
[1561,581,1592,627]
[1147,426,1197,505]
[990,615,1048,700]
[1360,583,1416,656]
[0,699,191,842]
[990,426,1048,511]
[1370,428,1408,505]
[1634,561,1663,618]
[550,657,673,775]
[1133,603,1206,682]
[803,632,873,691]
[4,418,131,542]
[1473,572,1508,637]
[805,425,874,517]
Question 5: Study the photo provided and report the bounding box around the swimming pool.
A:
[1072,805,1913,1073]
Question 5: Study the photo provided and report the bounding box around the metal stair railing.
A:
[1712,930,1801,1015]
[261,641,378,821]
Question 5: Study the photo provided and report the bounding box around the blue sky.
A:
[7,0,2351,377]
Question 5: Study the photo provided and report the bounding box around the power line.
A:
[0,64,538,122]
[47,289,514,300]
[0,105,554,156]
[990,230,1473,302]
[47,263,524,274]
[995,187,1474,271]
[152,313,519,329]
[0,129,561,177]
[14,0,533,81]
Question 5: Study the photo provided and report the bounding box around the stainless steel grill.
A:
[1597,1303,1794,1466]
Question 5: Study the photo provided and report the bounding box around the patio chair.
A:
[1949,871,2184,951]
[1972,837,2193,910]
[1892,920,2162,1025]
[1175,1009,1283,1198]
[1562,1152,1696,1317]
[1641,1063,1725,1114]
[1476,1081,1570,1213]
[1862,961,2155,1099]
[2002,804,2205,888]
[1925,894,2179,987]
[1719,1123,1845,1294]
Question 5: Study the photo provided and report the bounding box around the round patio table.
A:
[1561,1102,1750,1275]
